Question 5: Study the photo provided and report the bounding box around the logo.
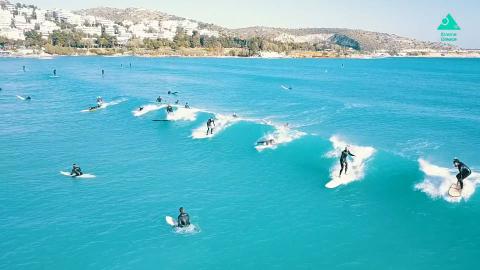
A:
[437,14,460,44]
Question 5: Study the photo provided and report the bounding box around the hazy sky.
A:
[25,0,480,48]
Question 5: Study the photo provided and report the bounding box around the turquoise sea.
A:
[1,56,479,269]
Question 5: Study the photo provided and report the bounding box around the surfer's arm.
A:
[348,151,355,157]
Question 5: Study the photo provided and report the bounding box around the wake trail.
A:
[255,124,306,151]
[191,113,241,139]
[324,136,376,188]
[415,159,480,202]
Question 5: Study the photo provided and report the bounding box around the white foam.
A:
[325,136,376,188]
[191,114,241,139]
[415,159,480,202]
[132,104,166,117]
[173,224,201,234]
[16,95,26,100]
[81,98,127,112]
[166,106,200,121]
[255,124,306,151]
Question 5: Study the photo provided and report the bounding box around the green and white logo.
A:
[438,14,460,43]
[437,14,461,31]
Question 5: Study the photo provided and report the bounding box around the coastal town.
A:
[1,1,479,58]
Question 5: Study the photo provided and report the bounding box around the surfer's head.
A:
[453,158,460,166]
[179,207,185,213]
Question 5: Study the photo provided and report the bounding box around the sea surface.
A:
[1,56,479,269]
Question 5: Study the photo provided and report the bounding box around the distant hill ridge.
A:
[75,7,449,51]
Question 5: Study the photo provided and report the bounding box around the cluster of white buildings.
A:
[0,1,219,46]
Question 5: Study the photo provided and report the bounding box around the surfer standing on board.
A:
[453,158,471,190]
[339,146,355,177]
[177,207,190,228]
[206,118,215,135]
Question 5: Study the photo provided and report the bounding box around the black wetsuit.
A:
[156,97,162,103]
[71,166,83,176]
[206,119,215,135]
[456,162,471,189]
[177,213,190,228]
[166,106,174,113]
[339,149,355,176]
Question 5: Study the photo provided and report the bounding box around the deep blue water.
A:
[1,56,479,269]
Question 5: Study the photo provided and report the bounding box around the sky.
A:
[24,0,480,48]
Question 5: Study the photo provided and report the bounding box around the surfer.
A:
[453,158,471,190]
[138,106,144,111]
[23,65,26,72]
[102,69,105,77]
[156,96,162,103]
[206,118,215,135]
[257,139,275,146]
[184,102,190,109]
[53,69,56,76]
[70,164,83,176]
[177,207,190,228]
[166,105,174,113]
[232,113,238,118]
[339,146,355,177]
[167,90,178,95]
[25,96,31,101]
[96,96,104,105]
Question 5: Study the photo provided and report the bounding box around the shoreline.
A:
[2,48,480,59]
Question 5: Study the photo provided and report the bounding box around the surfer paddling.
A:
[339,146,355,177]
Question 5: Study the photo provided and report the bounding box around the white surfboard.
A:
[165,216,176,226]
[448,183,462,197]
[60,171,96,179]
[16,95,26,100]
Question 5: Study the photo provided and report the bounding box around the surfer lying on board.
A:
[206,118,215,135]
[156,96,162,103]
[167,90,178,95]
[257,139,275,146]
[177,207,190,228]
[339,146,355,177]
[70,164,83,176]
[453,158,471,190]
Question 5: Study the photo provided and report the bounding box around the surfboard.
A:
[325,178,343,189]
[448,183,462,197]
[165,216,176,226]
[60,171,96,179]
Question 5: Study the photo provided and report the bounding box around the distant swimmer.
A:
[184,102,190,109]
[175,100,180,105]
[121,64,123,68]
[70,163,83,177]
[232,113,238,118]
[25,96,31,101]
[23,65,26,72]
[102,69,105,77]
[177,207,190,228]
[53,69,57,76]
[138,106,144,111]
[166,105,174,113]
[339,146,355,177]
[167,90,178,95]
[206,118,215,135]
[156,96,162,103]
[257,139,275,146]
[453,158,471,190]
[129,63,131,68]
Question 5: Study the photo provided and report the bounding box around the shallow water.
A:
[1,57,479,269]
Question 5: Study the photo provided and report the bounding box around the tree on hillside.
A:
[24,30,45,47]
